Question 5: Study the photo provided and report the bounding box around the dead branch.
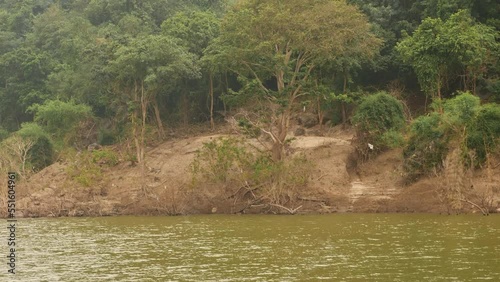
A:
[269,203,302,214]
[460,198,489,216]
[298,196,325,203]
[226,182,267,200]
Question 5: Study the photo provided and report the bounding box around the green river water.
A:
[2,214,499,281]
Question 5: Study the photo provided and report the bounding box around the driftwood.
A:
[269,203,302,214]
[298,196,325,203]
[227,182,267,200]
[234,197,264,214]
[460,198,489,216]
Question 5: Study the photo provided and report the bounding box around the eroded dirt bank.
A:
[3,127,500,218]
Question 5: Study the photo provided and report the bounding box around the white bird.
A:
[368,143,374,150]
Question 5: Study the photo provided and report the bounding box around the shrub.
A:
[403,92,500,183]
[29,100,93,140]
[352,92,406,158]
[403,113,449,183]
[91,149,119,166]
[0,127,8,142]
[443,92,480,127]
[381,130,405,149]
[191,137,313,207]
[66,151,102,187]
[192,137,252,183]
[16,123,54,171]
[467,103,500,164]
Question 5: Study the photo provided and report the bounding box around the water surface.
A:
[2,214,499,281]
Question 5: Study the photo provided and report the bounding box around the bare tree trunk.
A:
[436,74,443,113]
[472,73,477,95]
[132,81,141,164]
[152,97,164,140]
[341,70,348,127]
[272,111,290,162]
[223,72,228,115]
[209,72,215,130]
[140,80,148,191]
[314,79,324,130]
[181,80,189,125]
[317,96,323,130]
[462,71,468,92]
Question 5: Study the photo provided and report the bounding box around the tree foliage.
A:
[29,100,93,140]
[404,92,500,183]
[213,0,381,160]
[397,10,498,99]
[0,0,499,187]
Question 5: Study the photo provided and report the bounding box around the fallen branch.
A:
[460,198,489,216]
[227,182,267,200]
[298,196,325,203]
[269,203,302,214]
[234,197,264,214]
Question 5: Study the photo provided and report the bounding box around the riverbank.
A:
[3,125,500,218]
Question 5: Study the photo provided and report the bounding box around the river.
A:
[2,214,499,281]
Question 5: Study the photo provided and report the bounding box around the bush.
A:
[403,113,449,183]
[403,92,500,183]
[443,92,480,127]
[352,92,406,158]
[92,149,119,166]
[191,137,313,206]
[192,137,252,183]
[29,100,93,140]
[16,123,54,171]
[467,103,500,164]
[0,127,8,142]
[66,151,102,187]
[381,130,405,149]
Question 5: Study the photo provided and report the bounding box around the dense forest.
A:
[0,0,499,195]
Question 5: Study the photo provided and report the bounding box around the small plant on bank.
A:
[66,147,119,187]
[191,137,252,183]
[92,149,119,166]
[66,151,103,187]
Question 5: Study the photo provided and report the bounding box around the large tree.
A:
[214,0,381,161]
[396,10,498,100]
[162,10,221,128]
[108,35,199,166]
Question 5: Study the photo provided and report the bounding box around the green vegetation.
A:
[16,123,54,172]
[211,0,381,161]
[397,10,497,99]
[66,148,119,187]
[352,92,406,158]
[404,92,500,183]
[192,137,313,208]
[0,0,498,196]
[29,100,94,142]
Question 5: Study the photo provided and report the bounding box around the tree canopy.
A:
[212,0,381,160]
[0,0,498,173]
